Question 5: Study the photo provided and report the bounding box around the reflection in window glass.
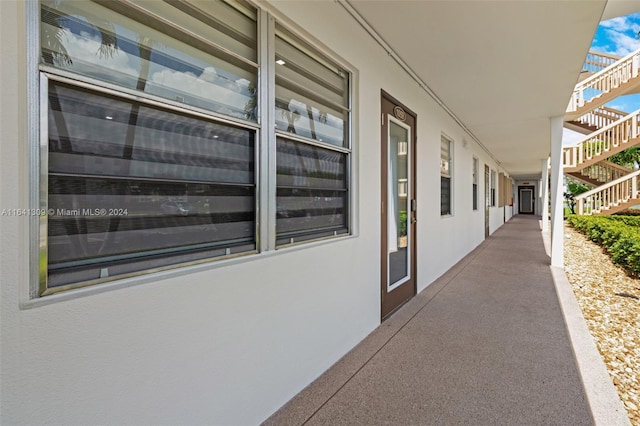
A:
[473,157,478,211]
[276,138,348,245]
[491,170,497,207]
[388,121,409,287]
[441,136,452,216]
[40,0,258,120]
[274,25,351,246]
[275,25,349,147]
[47,82,256,287]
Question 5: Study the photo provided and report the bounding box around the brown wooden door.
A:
[381,92,417,320]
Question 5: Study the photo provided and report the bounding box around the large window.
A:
[274,25,350,245]
[440,136,452,216]
[37,0,351,294]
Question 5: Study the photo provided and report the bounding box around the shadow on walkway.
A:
[265,215,593,425]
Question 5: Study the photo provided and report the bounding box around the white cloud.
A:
[199,67,219,83]
[595,13,640,56]
[235,78,251,88]
[57,27,253,115]
[562,128,585,147]
[61,29,140,80]
[149,68,251,114]
[605,29,640,56]
[600,15,640,34]
[600,16,630,32]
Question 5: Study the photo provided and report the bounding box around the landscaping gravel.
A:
[564,225,640,425]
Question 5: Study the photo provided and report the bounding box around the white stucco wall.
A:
[1,1,509,424]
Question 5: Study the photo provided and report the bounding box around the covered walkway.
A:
[265,216,617,425]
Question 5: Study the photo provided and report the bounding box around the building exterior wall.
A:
[1,1,512,424]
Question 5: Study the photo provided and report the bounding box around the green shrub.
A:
[566,215,640,278]
[614,209,640,217]
[399,211,408,236]
[608,215,640,227]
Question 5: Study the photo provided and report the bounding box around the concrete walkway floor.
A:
[264,215,627,426]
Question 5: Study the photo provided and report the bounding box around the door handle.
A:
[411,200,417,224]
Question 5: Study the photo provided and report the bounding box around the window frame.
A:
[440,135,453,217]
[502,175,512,208]
[39,71,262,294]
[490,169,497,207]
[472,156,478,211]
[272,22,352,247]
[29,0,354,299]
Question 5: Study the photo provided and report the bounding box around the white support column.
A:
[550,116,564,267]
[541,158,550,233]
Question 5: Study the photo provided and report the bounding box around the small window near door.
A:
[490,169,496,207]
[440,136,452,216]
[498,172,505,207]
[472,157,478,211]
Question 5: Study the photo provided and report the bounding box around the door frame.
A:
[518,185,535,214]
[380,90,417,320]
[484,165,490,238]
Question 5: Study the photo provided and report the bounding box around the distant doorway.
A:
[518,186,535,214]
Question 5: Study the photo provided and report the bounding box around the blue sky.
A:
[591,12,640,113]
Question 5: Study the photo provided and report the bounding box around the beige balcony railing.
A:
[575,170,640,215]
[576,161,632,184]
[571,106,626,130]
[568,48,640,113]
[563,109,640,169]
[582,50,620,74]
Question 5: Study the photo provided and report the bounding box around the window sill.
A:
[21,233,356,310]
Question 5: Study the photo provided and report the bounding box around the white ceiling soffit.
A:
[602,0,640,21]
[346,0,606,178]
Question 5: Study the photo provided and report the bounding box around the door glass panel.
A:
[388,120,410,289]
[522,189,533,212]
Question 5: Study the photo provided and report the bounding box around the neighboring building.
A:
[0,0,627,424]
